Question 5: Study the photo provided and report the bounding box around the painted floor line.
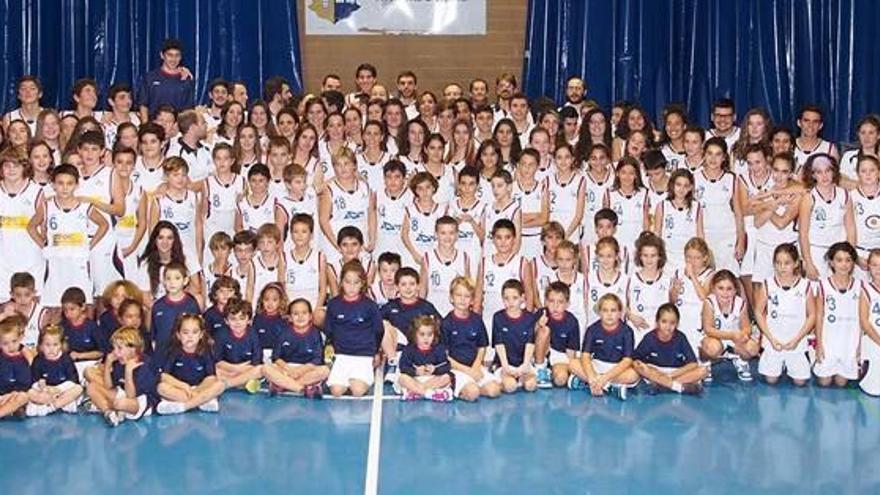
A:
[364,367,385,495]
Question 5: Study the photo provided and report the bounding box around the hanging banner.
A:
[305,0,486,35]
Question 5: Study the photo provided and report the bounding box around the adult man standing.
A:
[137,39,195,122]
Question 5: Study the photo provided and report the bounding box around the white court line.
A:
[364,367,385,495]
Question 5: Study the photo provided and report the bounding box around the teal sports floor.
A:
[1,366,878,495]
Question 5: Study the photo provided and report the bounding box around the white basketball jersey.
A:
[673,268,713,334]
[283,248,323,308]
[482,252,525,297]
[739,172,774,232]
[606,188,649,250]
[237,194,275,232]
[818,277,861,358]
[548,172,584,231]
[586,269,628,326]
[794,139,834,173]
[405,201,445,256]
[375,188,412,256]
[581,168,613,244]
[132,157,164,194]
[447,197,486,259]
[627,270,672,340]
[425,249,470,316]
[45,200,90,259]
[158,191,198,247]
[764,277,811,349]
[114,181,143,245]
[356,151,391,192]
[708,294,745,333]
[657,199,701,266]
[414,163,456,205]
[205,174,246,234]
[78,165,113,234]
[695,170,736,238]
[808,187,849,248]
[851,188,880,251]
[513,178,547,237]
[251,253,281,303]
[0,180,43,266]
[328,179,370,242]
[660,144,686,172]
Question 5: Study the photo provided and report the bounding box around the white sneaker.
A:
[198,398,220,413]
[733,357,753,382]
[104,411,124,427]
[61,400,79,414]
[156,400,186,415]
[25,403,53,417]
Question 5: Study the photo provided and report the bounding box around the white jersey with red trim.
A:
[425,249,470,316]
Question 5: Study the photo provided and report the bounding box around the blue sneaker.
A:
[536,366,552,388]
[567,375,587,390]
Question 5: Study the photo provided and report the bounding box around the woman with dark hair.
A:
[135,221,203,304]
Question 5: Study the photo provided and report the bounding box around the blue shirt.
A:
[97,310,119,353]
[272,325,325,365]
[213,327,261,365]
[399,343,451,377]
[380,298,441,346]
[31,353,79,386]
[203,306,228,336]
[137,68,195,116]
[111,357,159,405]
[440,311,489,366]
[253,312,287,350]
[162,350,215,386]
[62,318,102,355]
[0,350,32,393]
[492,310,538,367]
[151,294,201,356]
[547,310,581,353]
[633,330,697,368]
[325,295,384,357]
[582,321,635,363]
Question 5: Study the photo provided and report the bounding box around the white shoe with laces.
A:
[198,398,220,413]
[156,400,186,415]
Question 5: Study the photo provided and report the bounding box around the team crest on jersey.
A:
[815,207,827,222]
[866,214,880,231]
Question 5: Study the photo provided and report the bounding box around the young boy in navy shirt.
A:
[534,281,585,388]
[203,276,240,336]
[577,293,640,400]
[492,280,538,393]
[213,298,264,393]
[441,276,501,401]
[0,317,32,418]
[60,287,103,378]
[632,303,707,395]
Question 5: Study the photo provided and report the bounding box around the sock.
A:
[535,361,547,370]
[670,381,683,393]
[423,389,434,399]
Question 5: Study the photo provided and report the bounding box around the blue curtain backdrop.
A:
[524,0,880,143]
[0,0,303,111]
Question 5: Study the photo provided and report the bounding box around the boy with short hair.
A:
[60,287,103,377]
[493,280,538,393]
[0,273,48,348]
[235,164,275,233]
[370,252,401,307]
[275,163,318,246]
[28,164,109,308]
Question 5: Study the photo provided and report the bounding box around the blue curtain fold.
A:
[524,0,880,143]
[0,0,303,111]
